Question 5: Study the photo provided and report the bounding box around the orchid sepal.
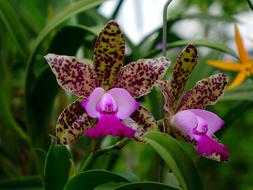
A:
[114,57,170,98]
[45,53,97,97]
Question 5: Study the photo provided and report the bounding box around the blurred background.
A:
[1,0,253,189]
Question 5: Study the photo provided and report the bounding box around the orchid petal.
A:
[155,80,173,118]
[108,88,139,120]
[56,99,94,144]
[85,113,135,138]
[227,71,246,89]
[234,24,249,64]
[130,105,158,140]
[45,54,97,97]
[206,60,242,71]
[114,57,170,98]
[93,21,125,90]
[81,87,105,118]
[170,44,198,110]
[188,109,224,137]
[197,135,229,161]
[177,73,228,111]
[171,110,198,139]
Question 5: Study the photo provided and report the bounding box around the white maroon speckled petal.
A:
[45,54,97,97]
[113,57,170,98]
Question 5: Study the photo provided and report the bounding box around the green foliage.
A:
[44,143,72,190]
[145,131,205,190]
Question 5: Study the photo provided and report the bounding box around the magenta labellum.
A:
[81,87,139,138]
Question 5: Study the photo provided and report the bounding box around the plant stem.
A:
[246,0,253,11]
[79,138,130,172]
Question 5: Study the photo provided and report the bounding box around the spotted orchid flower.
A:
[156,44,229,161]
[45,21,170,144]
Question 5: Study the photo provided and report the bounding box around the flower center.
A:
[96,93,118,113]
[193,116,208,135]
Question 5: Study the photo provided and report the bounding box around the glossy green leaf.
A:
[115,171,140,182]
[34,148,47,179]
[44,145,72,190]
[0,176,43,190]
[94,182,128,190]
[114,182,179,190]
[63,169,130,190]
[146,39,238,59]
[145,131,205,190]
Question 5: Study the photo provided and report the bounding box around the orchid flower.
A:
[45,21,170,144]
[156,44,229,161]
[207,24,253,89]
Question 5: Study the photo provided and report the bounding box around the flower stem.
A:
[79,138,130,172]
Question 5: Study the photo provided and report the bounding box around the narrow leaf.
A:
[44,145,72,190]
[145,131,205,190]
[63,169,130,190]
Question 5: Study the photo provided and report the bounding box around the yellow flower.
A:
[207,25,253,89]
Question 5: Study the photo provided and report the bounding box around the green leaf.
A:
[63,169,130,190]
[34,148,47,179]
[28,0,102,60]
[144,131,205,190]
[115,171,140,182]
[0,0,30,56]
[0,176,43,190]
[114,182,179,190]
[94,182,128,190]
[146,39,238,59]
[44,145,72,190]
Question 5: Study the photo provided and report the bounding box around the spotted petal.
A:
[56,99,94,144]
[45,54,97,97]
[170,44,198,110]
[114,57,170,98]
[177,73,228,111]
[155,80,173,118]
[93,21,125,90]
[129,105,158,140]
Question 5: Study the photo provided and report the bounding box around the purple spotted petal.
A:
[189,109,224,137]
[130,105,158,141]
[177,73,228,111]
[197,135,229,161]
[93,21,125,90]
[85,113,135,138]
[171,110,198,139]
[114,57,170,98]
[108,88,139,120]
[56,99,94,144]
[155,80,173,119]
[45,54,97,97]
[81,87,105,118]
[170,44,198,111]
